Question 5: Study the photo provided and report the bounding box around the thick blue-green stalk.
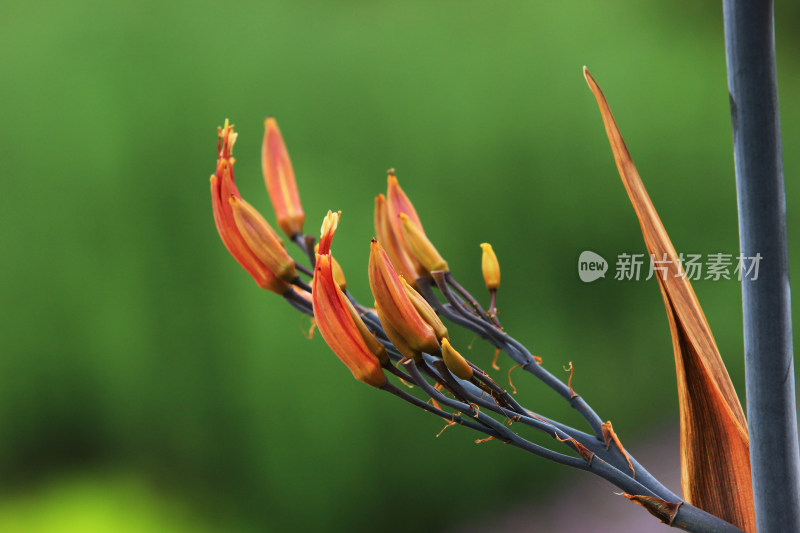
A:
[722,1,800,531]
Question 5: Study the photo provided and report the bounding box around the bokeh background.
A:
[2,1,799,532]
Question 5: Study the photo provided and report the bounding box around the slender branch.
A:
[723,2,800,531]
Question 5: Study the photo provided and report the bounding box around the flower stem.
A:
[723,2,800,531]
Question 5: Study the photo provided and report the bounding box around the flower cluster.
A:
[208,68,753,533]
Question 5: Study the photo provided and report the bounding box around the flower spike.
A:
[368,239,440,354]
[312,212,386,387]
[262,118,305,238]
[210,121,290,295]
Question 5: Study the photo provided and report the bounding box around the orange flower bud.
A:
[229,196,297,282]
[262,118,305,238]
[374,193,423,284]
[313,212,386,387]
[441,338,473,380]
[480,243,500,290]
[399,276,448,342]
[368,239,440,354]
[399,213,448,272]
[210,121,290,295]
[385,172,429,277]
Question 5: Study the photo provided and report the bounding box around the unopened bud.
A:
[375,193,423,283]
[441,338,473,380]
[399,213,448,272]
[480,243,500,290]
[369,239,439,354]
[399,276,448,342]
[262,118,305,238]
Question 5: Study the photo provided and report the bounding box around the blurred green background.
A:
[2,1,799,532]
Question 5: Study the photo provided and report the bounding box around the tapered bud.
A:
[480,243,500,290]
[399,213,448,272]
[313,213,386,387]
[369,239,439,354]
[374,193,423,284]
[229,196,297,282]
[262,118,305,238]
[399,276,448,341]
[441,338,473,380]
[210,121,290,295]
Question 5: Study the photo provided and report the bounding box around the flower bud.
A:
[369,239,439,354]
[229,195,297,282]
[262,118,305,238]
[441,338,473,380]
[313,214,386,387]
[399,276,448,342]
[480,243,500,290]
[399,213,448,272]
[385,172,428,277]
[375,193,423,284]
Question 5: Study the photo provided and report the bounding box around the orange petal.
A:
[229,195,297,282]
[262,118,305,238]
[368,239,439,354]
[312,216,385,387]
[385,172,428,276]
[585,67,754,532]
[374,193,423,284]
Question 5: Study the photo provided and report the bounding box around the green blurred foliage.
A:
[1,1,798,531]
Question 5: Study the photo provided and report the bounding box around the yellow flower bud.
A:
[399,213,449,273]
[369,239,439,354]
[480,243,500,290]
[399,276,448,342]
[441,338,473,380]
